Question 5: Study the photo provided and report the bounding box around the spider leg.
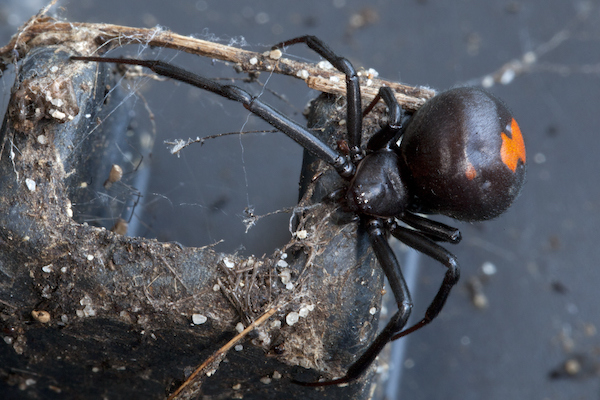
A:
[272,36,363,162]
[293,217,413,387]
[70,56,355,178]
[363,86,404,152]
[388,222,460,340]
[400,212,462,244]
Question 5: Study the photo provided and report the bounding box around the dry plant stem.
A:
[0,18,435,112]
[168,306,279,400]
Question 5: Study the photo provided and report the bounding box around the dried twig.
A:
[0,18,435,111]
[168,306,279,400]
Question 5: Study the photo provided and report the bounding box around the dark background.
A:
[2,0,599,399]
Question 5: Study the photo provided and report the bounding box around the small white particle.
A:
[481,261,497,276]
[249,57,258,65]
[50,97,64,107]
[42,264,53,273]
[279,268,291,285]
[500,69,515,85]
[192,314,207,325]
[295,230,308,240]
[481,75,494,88]
[223,258,235,269]
[366,79,373,86]
[534,153,546,164]
[473,292,489,309]
[213,284,220,292]
[270,320,281,329]
[366,68,379,78]
[25,178,36,192]
[260,376,272,384]
[36,134,47,144]
[269,49,282,60]
[298,306,311,318]
[285,282,294,290]
[286,312,299,326]
[234,344,243,351]
[276,259,288,268]
[236,322,245,333]
[317,60,333,70]
[87,254,94,261]
[232,383,241,390]
[83,305,96,317]
[85,113,91,118]
[523,51,536,65]
[272,371,282,379]
[80,295,92,306]
[329,75,340,83]
[296,69,309,79]
[369,307,377,315]
[49,109,66,120]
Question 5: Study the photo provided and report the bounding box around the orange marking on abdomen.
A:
[501,118,526,172]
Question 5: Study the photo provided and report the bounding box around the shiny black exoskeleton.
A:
[72,35,526,387]
[348,87,526,223]
[401,87,526,221]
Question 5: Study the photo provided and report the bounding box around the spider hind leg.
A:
[293,217,413,386]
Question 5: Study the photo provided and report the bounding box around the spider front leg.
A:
[70,55,355,178]
[389,222,460,340]
[293,217,413,387]
[272,36,363,162]
[363,86,404,151]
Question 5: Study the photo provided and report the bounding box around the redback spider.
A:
[71,35,526,387]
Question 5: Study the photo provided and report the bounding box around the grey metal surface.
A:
[2,0,599,398]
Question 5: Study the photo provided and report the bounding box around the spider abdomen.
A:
[400,87,526,221]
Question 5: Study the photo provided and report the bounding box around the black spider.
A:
[71,35,527,386]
